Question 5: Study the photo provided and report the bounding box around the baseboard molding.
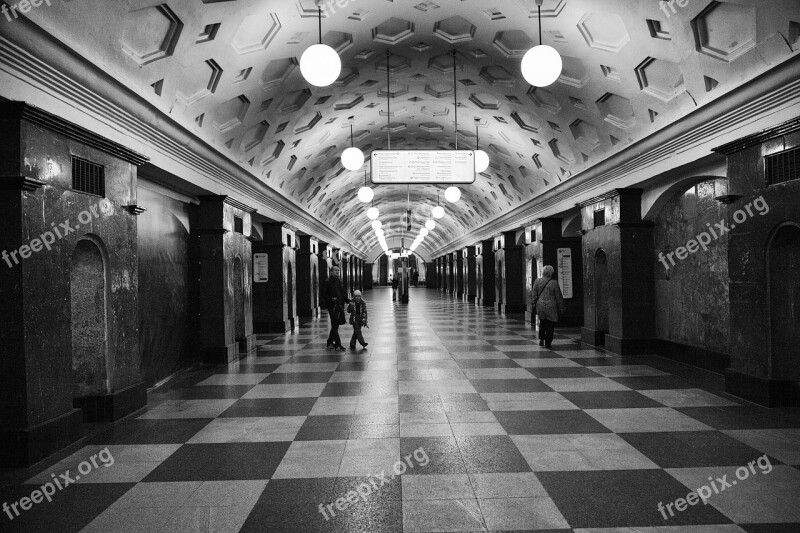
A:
[0,408,83,468]
[725,369,800,407]
[73,382,147,423]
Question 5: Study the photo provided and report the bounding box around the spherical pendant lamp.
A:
[300,8,341,87]
[444,186,461,203]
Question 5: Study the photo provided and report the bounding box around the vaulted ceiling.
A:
[22,0,800,258]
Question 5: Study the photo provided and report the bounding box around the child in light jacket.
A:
[347,290,369,349]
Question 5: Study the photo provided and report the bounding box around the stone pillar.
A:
[447,254,454,295]
[296,235,320,323]
[527,218,584,327]
[318,242,331,305]
[494,230,526,315]
[479,239,496,308]
[579,188,654,354]
[455,250,465,298]
[464,246,477,302]
[341,252,349,295]
[426,261,437,289]
[253,223,298,333]
[364,261,374,290]
[379,254,389,285]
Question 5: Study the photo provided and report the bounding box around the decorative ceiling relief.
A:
[24,0,800,257]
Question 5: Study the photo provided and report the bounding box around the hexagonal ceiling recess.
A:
[28,0,800,257]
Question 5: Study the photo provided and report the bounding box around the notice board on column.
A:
[370,150,476,184]
[254,253,268,283]
[557,248,573,299]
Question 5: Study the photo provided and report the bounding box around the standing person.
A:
[323,266,349,350]
[531,265,566,348]
[391,275,398,301]
[347,290,369,349]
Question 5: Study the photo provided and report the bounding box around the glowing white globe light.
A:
[432,205,445,219]
[521,45,562,88]
[300,44,341,87]
[420,228,429,237]
[475,149,490,173]
[425,219,436,230]
[375,228,384,237]
[357,186,374,203]
[445,186,461,203]
[367,206,380,220]
[341,147,364,170]
[371,220,382,230]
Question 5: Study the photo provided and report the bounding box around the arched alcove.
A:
[594,249,610,340]
[768,224,800,381]
[71,238,109,396]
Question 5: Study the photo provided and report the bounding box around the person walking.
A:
[323,266,349,350]
[347,290,369,349]
[531,265,566,348]
[391,275,398,301]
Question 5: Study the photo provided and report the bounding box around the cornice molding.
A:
[712,115,800,155]
[0,176,45,192]
[0,15,359,255]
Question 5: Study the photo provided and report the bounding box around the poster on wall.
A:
[254,253,268,283]
[557,248,573,299]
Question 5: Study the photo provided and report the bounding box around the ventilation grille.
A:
[593,209,606,228]
[766,146,800,186]
[71,156,105,197]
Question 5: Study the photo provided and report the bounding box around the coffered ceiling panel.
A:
[24,0,800,257]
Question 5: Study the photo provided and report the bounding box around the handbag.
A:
[332,303,345,325]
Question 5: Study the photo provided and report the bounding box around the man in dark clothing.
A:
[323,265,348,350]
[391,275,398,301]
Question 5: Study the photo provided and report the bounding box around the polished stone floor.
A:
[2,288,800,532]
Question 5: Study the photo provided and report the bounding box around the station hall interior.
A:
[1,0,800,531]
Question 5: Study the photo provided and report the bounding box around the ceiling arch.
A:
[22,0,800,255]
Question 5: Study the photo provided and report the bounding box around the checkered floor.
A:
[3,288,800,532]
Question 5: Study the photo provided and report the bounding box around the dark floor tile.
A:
[560,391,664,409]
[456,435,531,473]
[260,477,337,504]
[320,498,402,533]
[569,357,634,366]
[619,431,780,468]
[0,483,133,532]
[321,383,363,397]
[610,375,697,390]
[400,394,444,413]
[144,442,290,481]
[349,424,399,438]
[676,406,800,430]
[537,470,732,527]
[446,345,499,352]
[240,501,326,533]
[546,344,593,352]
[525,367,603,379]
[470,379,554,393]
[220,398,317,417]
[495,410,612,435]
[261,372,334,384]
[290,355,346,364]
[401,437,461,456]
[456,359,521,369]
[337,362,368,371]
[86,418,212,445]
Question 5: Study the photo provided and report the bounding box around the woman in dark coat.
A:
[531,265,566,348]
[323,266,349,350]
